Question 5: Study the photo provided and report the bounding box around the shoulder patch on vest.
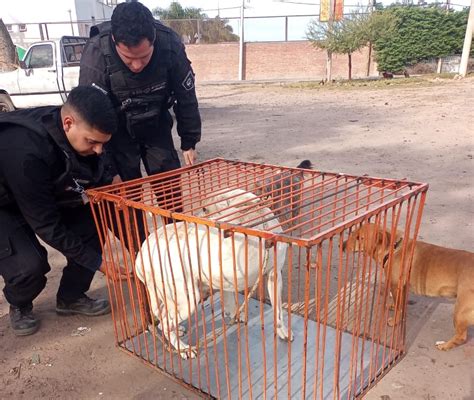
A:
[182,70,195,91]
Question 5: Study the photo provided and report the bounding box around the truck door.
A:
[14,42,63,108]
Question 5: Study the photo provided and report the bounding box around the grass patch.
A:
[281,75,461,91]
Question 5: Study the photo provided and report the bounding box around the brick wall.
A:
[185,41,377,82]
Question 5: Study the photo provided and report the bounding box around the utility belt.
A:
[120,95,175,142]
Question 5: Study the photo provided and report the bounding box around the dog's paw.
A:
[229,314,247,326]
[178,345,197,359]
[435,340,451,351]
[387,317,400,327]
[287,330,295,342]
[277,324,294,342]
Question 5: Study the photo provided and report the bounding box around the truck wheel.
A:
[0,94,15,112]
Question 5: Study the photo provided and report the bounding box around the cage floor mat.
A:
[122,295,395,399]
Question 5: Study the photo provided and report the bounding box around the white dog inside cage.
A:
[134,189,294,359]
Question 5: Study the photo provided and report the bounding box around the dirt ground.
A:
[1,76,473,399]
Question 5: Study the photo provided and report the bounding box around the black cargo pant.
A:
[113,141,181,185]
[0,205,99,308]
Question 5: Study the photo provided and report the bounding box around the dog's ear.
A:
[376,230,387,245]
[297,160,312,169]
[376,228,402,252]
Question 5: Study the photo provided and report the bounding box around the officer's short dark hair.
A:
[65,86,117,135]
[111,2,156,47]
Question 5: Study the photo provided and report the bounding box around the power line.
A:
[201,6,242,13]
[273,0,319,4]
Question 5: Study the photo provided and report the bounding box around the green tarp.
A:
[15,45,26,61]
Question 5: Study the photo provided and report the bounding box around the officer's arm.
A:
[0,147,102,272]
[79,41,120,180]
[169,41,202,152]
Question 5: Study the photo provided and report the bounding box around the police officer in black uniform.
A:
[0,86,127,336]
[79,1,201,187]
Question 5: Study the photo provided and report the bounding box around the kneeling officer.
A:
[0,86,123,336]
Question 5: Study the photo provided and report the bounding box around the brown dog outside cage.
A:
[87,158,428,399]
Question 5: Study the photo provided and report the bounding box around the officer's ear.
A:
[62,113,76,135]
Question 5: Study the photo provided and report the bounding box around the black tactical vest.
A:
[0,107,109,208]
[91,22,174,141]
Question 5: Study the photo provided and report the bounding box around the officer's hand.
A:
[99,259,131,281]
[183,149,196,166]
[111,175,122,185]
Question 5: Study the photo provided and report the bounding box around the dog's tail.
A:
[297,160,312,170]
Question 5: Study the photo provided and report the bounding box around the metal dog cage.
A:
[87,158,428,399]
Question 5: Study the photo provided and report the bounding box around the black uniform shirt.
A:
[79,22,201,151]
[0,112,102,271]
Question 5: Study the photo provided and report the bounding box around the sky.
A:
[142,0,330,41]
[141,0,471,41]
[2,0,470,43]
[142,0,471,18]
[144,0,324,17]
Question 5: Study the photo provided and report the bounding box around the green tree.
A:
[307,13,369,80]
[153,1,238,44]
[360,10,398,75]
[373,6,469,71]
[201,17,239,44]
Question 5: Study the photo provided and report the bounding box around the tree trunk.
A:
[0,19,18,72]
[326,50,332,82]
[366,42,372,77]
[348,53,352,80]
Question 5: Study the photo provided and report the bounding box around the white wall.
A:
[3,0,113,46]
[74,0,113,36]
[74,0,113,20]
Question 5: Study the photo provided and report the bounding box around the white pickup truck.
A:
[0,36,87,112]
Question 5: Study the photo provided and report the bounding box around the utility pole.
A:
[438,0,451,74]
[459,0,473,77]
[68,9,75,36]
[366,0,374,77]
[326,0,334,82]
[238,0,245,81]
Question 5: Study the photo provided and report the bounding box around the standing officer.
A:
[0,86,126,336]
[79,1,202,186]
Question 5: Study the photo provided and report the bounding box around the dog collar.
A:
[382,236,403,267]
